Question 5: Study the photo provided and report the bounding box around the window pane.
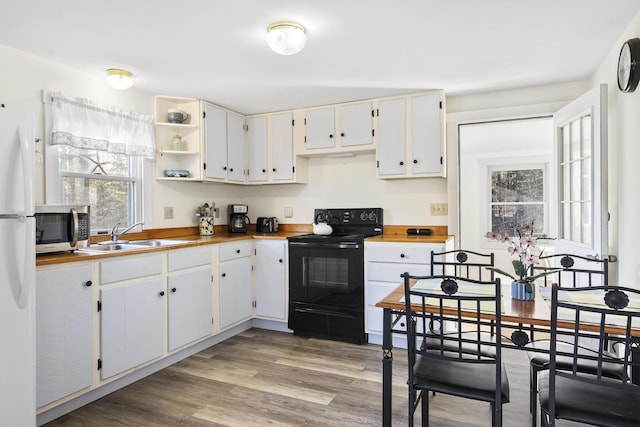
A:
[581,115,592,158]
[62,177,130,230]
[570,120,581,161]
[582,201,592,245]
[491,169,543,202]
[58,146,129,177]
[581,158,591,202]
[491,204,544,236]
[570,158,581,201]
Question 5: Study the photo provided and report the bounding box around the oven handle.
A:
[293,306,359,319]
[288,241,362,249]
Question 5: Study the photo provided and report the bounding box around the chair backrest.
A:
[430,249,495,281]
[546,284,640,419]
[532,253,608,287]
[402,273,503,399]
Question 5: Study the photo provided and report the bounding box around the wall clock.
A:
[617,38,640,93]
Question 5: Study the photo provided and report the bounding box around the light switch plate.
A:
[163,206,174,219]
[430,203,448,216]
[284,206,293,218]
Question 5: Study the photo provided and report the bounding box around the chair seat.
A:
[423,331,497,358]
[539,372,640,427]
[413,354,510,403]
[527,340,627,379]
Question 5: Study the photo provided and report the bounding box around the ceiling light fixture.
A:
[105,68,133,90]
[266,21,307,55]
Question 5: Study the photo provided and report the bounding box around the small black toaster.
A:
[256,217,278,233]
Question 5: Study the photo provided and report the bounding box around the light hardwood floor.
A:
[44,328,575,426]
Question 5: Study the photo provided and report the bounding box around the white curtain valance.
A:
[50,92,156,158]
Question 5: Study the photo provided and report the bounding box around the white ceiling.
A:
[2,0,640,114]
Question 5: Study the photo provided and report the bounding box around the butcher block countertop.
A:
[36,224,453,266]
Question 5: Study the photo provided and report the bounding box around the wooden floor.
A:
[44,328,578,427]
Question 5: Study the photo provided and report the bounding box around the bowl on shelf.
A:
[164,169,189,178]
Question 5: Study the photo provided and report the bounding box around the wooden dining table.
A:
[375,280,640,427]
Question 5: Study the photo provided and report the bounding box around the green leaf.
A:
[512,260,527,279]
[485,266,517,281]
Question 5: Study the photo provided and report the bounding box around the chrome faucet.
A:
[110,221,144,243]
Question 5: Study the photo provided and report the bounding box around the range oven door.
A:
[288,240,364,308]
[287,239,366,344]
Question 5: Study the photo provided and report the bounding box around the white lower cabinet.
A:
[99,254,164,379]
[36,263,94,408]
[255,240,287,321]
[167,246,213,351]
[364,240,453,345]
[219,241,253,329]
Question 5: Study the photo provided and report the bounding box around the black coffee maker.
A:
[228,204,250,233]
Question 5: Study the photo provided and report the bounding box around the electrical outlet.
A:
[430,203,448,216]
[284,206,293,218]
[163,206,174,219]
[214,207,220,218]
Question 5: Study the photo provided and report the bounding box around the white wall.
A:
[590,12,640,287]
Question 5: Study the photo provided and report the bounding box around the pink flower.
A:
[500,234,511,243]
[508,246,520,256]
[485,231,501,240]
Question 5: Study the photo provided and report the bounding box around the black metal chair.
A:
[538,284,640,426]
[527,254,621,426]
[425,250,497,358]
[402,273,509,426]
[531,253,608,288]
[430,249,495,281]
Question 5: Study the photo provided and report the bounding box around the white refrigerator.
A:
[0,108,36,426]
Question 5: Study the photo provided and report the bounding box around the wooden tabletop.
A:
[376,281,640,337]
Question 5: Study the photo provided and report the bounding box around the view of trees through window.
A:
[58,146,135,231]
[491,168,545,236]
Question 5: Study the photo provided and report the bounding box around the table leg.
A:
[382,307,393,427]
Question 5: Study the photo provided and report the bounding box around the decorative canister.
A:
[199,216,214,236]
[511,281,535,301]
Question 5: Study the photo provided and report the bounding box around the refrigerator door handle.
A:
[18,124,35,215]
[17,217,35,309]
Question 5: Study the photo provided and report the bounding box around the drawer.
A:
[168,246,211,271]
[219,241,253,262]
[366,244,434,264]
[100,254,162,284]
[366,263,431,283]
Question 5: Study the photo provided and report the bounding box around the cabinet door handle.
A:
[171,287,177,293]
[413,159,418,164]
[262,169,266,173]
[272,168,276,172]
[85,280,93,287]
[221,273,226,278]
[340,132,345,137]
[223,166,227,171]
[400,253,405,258]
[159,291,165,296]
[236,249,240,254]
[229,168,234,172]
[399,161,404,166]
[329,134,334,139]
[279,259,283,263]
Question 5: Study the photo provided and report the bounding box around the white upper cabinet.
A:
[376,91,446,179]
[246,111,308,184]
[304,107,335,150]
[247,115,268,183]
[298,101,374,156]
[338,101,374,147]
[202,101,246,183]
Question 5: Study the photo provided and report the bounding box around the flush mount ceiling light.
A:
[266,21,307,55]
[105,68,133,90]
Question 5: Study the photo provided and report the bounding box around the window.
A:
[57,146,142,231]
[559,114,592,245]
[490,165,547,236]
[45,92,154,233]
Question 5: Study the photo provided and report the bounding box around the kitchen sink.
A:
[127,239,189,247]
[80,243,147,252]
[80,239,189,253]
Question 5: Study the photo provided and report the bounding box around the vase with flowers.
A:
[196,202,215,236]
[485,223,559,300]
